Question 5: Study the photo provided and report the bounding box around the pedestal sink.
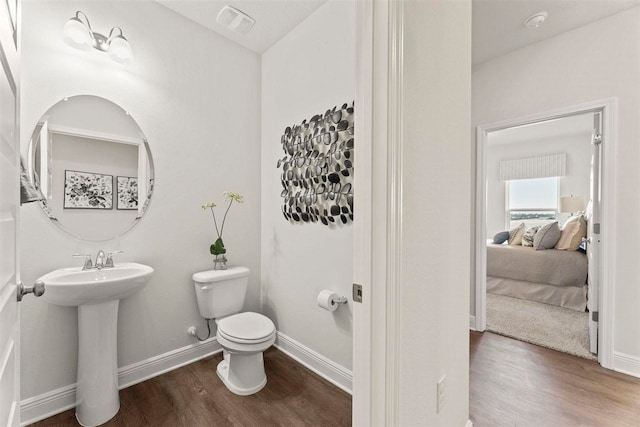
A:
[38,263,153,426]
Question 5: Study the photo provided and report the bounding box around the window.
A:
[507,177,558,229]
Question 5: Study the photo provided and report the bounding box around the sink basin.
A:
[39,262,153,306]
[37,262,153,426]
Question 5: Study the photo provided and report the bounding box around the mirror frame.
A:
[27,95,155,241]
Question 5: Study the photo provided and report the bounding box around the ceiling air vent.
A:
[216,5,255,35]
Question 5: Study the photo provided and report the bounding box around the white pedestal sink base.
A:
[37,263,154,426]
[76,300,120,426]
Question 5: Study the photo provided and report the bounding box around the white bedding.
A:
[487,244,588,288]
[486,243,588,311]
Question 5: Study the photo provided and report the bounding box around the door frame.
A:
[473,98,618,369]
[353,0,403,424]
[352,0,374,424]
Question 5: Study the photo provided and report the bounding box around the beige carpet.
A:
[486,293,596,360]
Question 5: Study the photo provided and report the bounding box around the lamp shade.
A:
[62,17,93,50]
[108,35,133,64]
[560,195,586,213]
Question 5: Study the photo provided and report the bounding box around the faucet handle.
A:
[72,253,93,270]
[105,251,123,268]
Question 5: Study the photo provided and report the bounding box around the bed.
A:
[486,243,588,311]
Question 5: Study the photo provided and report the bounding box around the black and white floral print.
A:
[64,170,113,209]
[117,176,138,210]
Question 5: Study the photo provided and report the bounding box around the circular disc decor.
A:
[276,101,354,226]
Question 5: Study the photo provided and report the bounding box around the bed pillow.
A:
[556,215,587,251]
[533,222,561,250]
[522,226,540,247]
[508,223,525,245]
[492,231,509,244]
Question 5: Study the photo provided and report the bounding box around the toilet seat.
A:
[217,312,275,344]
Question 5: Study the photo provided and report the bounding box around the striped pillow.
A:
[522,226,540,247]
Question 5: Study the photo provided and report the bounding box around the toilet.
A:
[193,266,275,395]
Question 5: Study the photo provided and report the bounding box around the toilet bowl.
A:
[192,267,275,395]
[215,312,275,395]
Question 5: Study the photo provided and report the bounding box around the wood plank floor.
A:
[30,348,351,427]
[30,332,640,426]
[470,331,640,427]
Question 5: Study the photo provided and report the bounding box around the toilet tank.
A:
[192,266,250,319]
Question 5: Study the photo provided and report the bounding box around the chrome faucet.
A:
[73,250,123,270]
[73,253,93,270]
[105,251,123,268]
[95,250,106,269]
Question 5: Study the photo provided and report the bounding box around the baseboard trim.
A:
[469,315,476,331]
[19,384,77,426]
[613,351,640,378]
[118,337,222,389]
[274,331,353,394]
[20,338,222,426]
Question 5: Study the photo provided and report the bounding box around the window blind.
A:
[499,153,566,181]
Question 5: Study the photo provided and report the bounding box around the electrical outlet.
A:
[437,374,446,413]
[187,326,197,337]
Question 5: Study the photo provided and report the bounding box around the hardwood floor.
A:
[470,331,640,427]
[30,332,640,426]
[30,348,352,427]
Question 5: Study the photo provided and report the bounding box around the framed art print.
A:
[64,170,113,209]
[117,176,138,210]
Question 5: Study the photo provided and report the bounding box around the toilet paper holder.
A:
[332,295,348,305]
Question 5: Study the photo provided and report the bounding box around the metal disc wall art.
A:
[277,101,354,226]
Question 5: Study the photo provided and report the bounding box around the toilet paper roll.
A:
[317,290,339,312]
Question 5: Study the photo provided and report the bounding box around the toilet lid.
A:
[217,312,275,342]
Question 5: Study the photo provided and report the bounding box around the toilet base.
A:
[216,351,267,395]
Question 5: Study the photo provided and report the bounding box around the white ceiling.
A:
[473,0,640,65]
[488,113,594,146]
[156,0,326,53]
[157,1,640,62]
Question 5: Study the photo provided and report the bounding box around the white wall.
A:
[486,131,592,236]
[398,1,471,425]
[472,8,640,358]
[20,0,261,400]
[261,0,355,371]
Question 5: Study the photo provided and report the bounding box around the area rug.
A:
[486,293,596,360]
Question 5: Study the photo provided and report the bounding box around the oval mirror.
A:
[28,95,154,241]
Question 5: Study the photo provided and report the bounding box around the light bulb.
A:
[62,17,93,50]
[108,35,133,64]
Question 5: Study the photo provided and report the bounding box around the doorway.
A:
[474,99,618,368]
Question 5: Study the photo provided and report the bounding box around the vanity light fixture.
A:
[62,11,134,64]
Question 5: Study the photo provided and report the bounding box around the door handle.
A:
[17,280,45,302]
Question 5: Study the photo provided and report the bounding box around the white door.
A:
[0,1,20,425]
[587,111,602,356]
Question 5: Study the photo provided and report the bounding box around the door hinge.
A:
[594,223,601,234]
[353,283,363,303]
[592,311,599,322]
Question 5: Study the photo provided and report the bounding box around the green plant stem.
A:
[219,200,234,237]
[209,207,220,238]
